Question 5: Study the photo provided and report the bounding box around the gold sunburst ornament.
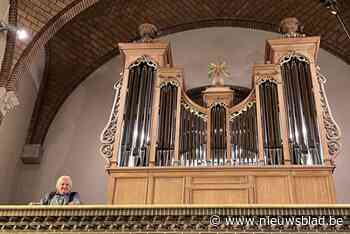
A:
[208,59,231,86]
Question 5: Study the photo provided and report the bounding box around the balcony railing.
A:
[0,205,349,232]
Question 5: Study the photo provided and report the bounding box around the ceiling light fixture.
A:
[0,21,29,41]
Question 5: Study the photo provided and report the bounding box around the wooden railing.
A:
[0,205,349,232]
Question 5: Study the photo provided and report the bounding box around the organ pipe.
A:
[259,81,284,165]
[230,102,258,165]
[179,103,207,166]
[156,83,178,166]
[210,104,227,165]
[118,61,156,167]
[281,56,322,165]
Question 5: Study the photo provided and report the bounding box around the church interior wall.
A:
[8,27,350,204]
[0,46,45,203]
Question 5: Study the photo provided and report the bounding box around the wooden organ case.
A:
[100,21,341,204]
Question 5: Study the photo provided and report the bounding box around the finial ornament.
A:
[138,23,158,42]
[208,59,231,86]
[279,17,305,38]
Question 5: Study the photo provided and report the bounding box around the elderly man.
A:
[40,176,81,205]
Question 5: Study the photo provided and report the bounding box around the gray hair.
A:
[56,175,73,190]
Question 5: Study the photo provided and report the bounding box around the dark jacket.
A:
[40,191,81,205]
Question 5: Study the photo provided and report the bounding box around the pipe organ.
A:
[101,20,341,205]
[210,104,227,165]
[280,55,322,165]
[156,82,178,166]
[259,80,284,165]
[118,59,157,167]
[179,102,207,166]
[230,101,258,165]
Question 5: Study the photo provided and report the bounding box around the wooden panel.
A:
[192,176,247,184]
[192,189,249,204]
[191,184,249,190]
[153,177,184,204]
[294,176,332,204]
[107,166,335,205]
[114,178,147,204]
[255,176,291,204]
[107,177,116,204]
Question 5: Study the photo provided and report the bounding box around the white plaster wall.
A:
[12,27,350,204]
[162,28,268,89]
[13,56,122,204]
[0,47,45,203]
[0,1,9,23]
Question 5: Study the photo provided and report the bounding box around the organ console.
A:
[100,18,341,204]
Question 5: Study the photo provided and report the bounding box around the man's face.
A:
[58,178,71,194]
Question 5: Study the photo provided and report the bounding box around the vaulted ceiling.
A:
[13,0,350,145]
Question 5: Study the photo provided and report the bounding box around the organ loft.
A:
[100,17,341,204]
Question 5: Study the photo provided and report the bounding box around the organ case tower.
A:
[100,19,340,204]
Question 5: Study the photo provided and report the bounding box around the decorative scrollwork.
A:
[209,101,228,109]
[231,101,256,119]
[181,100,207,120]
[99,79,123,167]
[128,55,158,69]
[0,88,20,121]
[317,68,342,164]
[159,79,180,88]
[255,71,280,85]
[279,52,310,65]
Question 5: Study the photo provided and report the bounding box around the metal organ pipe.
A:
[179,103,207,166]
[281,56,322,165]
[259,81,284,165]
[230,102,258,165]
[118,61,156,167]
[156,83,178,166]
[210,104,227,165]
